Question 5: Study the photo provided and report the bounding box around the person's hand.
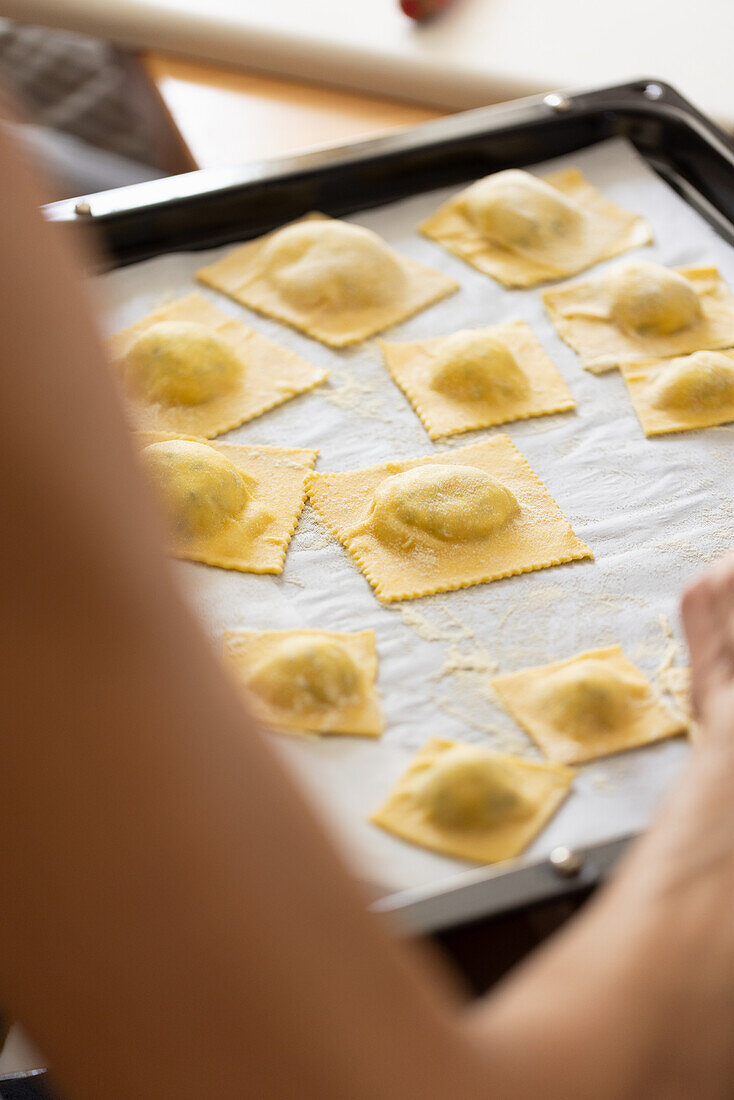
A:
[681,550,734,732]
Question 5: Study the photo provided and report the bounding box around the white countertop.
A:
[5,0,734,125]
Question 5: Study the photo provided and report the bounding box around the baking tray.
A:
[42,78,734,961]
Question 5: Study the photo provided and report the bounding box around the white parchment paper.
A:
[99,138,734,896]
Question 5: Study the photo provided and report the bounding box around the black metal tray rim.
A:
[46,77,734,228]
[373,834,632,935]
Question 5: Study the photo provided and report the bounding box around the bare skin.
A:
[1,115,734,1099]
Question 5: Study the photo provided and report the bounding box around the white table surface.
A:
[5,0,734,125]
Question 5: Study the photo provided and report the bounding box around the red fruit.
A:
[400,0,456,20]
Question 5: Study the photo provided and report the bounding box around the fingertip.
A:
[680,570,715,648]
[681,571,708,616]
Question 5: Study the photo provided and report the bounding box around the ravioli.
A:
[370,738,573,864]
[543,262,734,373]
[419,167,651,288]
[380,321,574,438]
[492,646,686,764]
[109,293,328,437]
[196,214,458,348]
[222,628,382,737]
[138,431,317,573]
[621,349,734,436]
[307,436,592,603]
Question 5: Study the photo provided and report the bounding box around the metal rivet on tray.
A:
[74,201,92,217]
[549,846,584,877]
[643,83,664,101]
[544,92,572,112]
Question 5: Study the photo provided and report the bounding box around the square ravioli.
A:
[370,738,573,864]
[222,628,383,737]
[137,431,317,573]
[621,349,734,436]
[307,435,592,603]
[109,293,328,438]
[491,645,686,765]
[379,321,575,439]
[419,167,652,288]
[197,213,458,348]
[543,262,734,373]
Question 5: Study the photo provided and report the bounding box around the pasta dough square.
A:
[621,349,734,436]
[492,646,686,765]
[197,213,458,348]
[307,436,592,603]
[109,293,328,438]
[420,167,652,288]
[543,264,734,373]
[137,431,316,574]
[379,321,575,439]
[370,738,573,864]
[222,628,383,737]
